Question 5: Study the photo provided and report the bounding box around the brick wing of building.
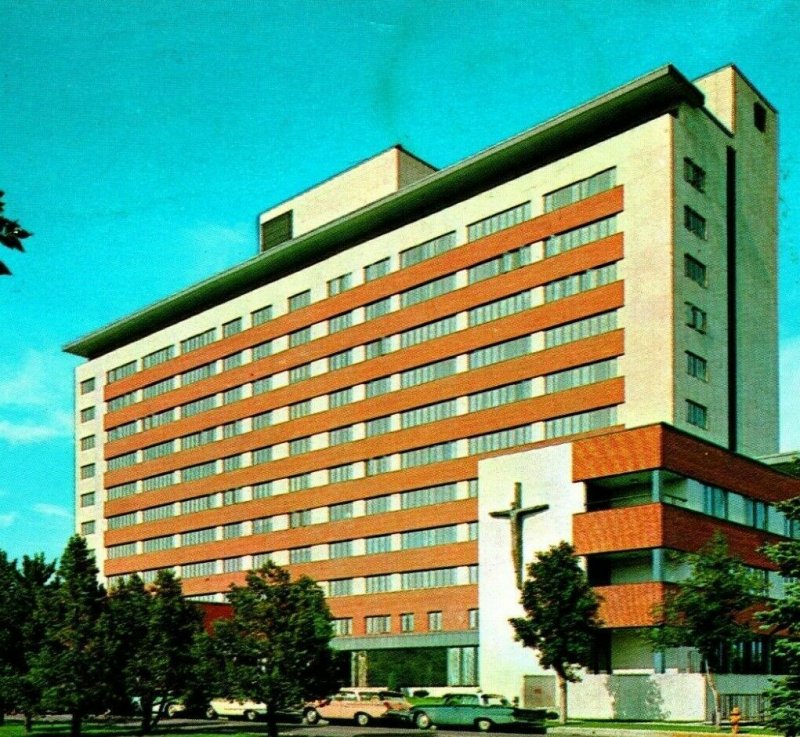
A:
[65,63,800,720]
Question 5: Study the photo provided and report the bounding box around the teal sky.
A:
[1,0,799,563]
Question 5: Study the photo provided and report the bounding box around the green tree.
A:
[0,553,57,731]
[651,531,765,727]
[106,570,202,734]
[32,535,108,737]
[509,541,603,724]
[211,562,341,737]
[0,191,32,275]
[759,496,800,736]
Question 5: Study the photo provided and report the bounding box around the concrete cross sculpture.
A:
[489,481,549,590]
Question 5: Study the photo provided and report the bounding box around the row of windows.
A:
[326,565,478,597]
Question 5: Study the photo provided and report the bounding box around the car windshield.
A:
[483,695,511,707]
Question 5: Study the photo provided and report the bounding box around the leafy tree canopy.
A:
[0,191,32,275]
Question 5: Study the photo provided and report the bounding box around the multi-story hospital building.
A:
[66,63,800,715]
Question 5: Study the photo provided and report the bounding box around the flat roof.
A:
[65,64,703,359]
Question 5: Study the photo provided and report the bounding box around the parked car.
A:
[206,698,267,721]
[131,696,186,719]
[398,693,547,732]
[304,688,411,726]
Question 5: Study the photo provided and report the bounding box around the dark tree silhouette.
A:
[0,191,32,275]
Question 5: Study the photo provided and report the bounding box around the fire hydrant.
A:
[730,706,742,735]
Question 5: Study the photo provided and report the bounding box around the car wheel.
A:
[244,710,258,722]
[355,712,371,727]
[476,718,494,732]
[205,706,218,720]
[304,709,321,725]
[166,704,180,718]
[415,712,432,730]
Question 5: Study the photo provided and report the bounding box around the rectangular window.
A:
[290,400,312,420]
[365,415,392,437]
[545,406,618,439]
[143,407,174,429]
[544,263,618,304]
[545,358,618,394]
[181,328,216,354]
[251,304,273,327]
[469,335,530,370]
[686,303,707,333]
[253,481,273,499]
[222,420,243,439]
[289,473,311,492]
[143,503,174,522]
[252,516,272,534]
[684,158,706,192]
[107,421,137,442]
[222,522,242,539]
[223,352,242,371]
[107,482,137,501]
[364,257,390,282]
[545,215,618,258]
[366,534,392,554]
[80,377,95,394]
[467,202,531,242]
[252,445,273,465]
[684,206,707,239]
[252,340,272,361]
[365,296,392,321]
[428,611,443,632]
[401,399,457,429]
[142,473,174,492]
[754,102,767,132]
[329,426,353,446]
[181,527,216,546]
[223,557,242,573]
[401,357,457,389]
[399,613,414,632]
[80,435,95,451]
[181,561,216,578]
[402,483,457,510]
[468,609,479,629]
[329,579,353,597]
[686,400,708,429]
[253,375,272,395]
[80,491,95,507]
[328,349,353,371]
[332,618,353,635]
[365,615,391,634]
[401,273,457,308]
[687,352,708,381]
[108,512,137,530]
[289,436,311,456]
[289,547,311,563]
[142,376,174,400]
[289,326,311,348]
[181,395,216,417]
[288,289,311,312]
[544,168,616,212]
[261,210,293,250]
[108,543,137,559]
[365,496,391,515]
[469,291,531,327]
[401,441,455,469]
[181,461,217,482]
[330,501,354,521]
[107,452,136,470]
[143,440,174,460]
[329,386,353,408]
[182,362,215,386]
[402,525,458,549]
[327,272,352,297]
[703,484,728,518]
[745,498,768,530]
[329,540,352,559]
[469,425,533,455]
[289,363,311,383]
[401,568,457,590]
[685,254,708,286]
[222,387,243,406]
[80,406,95,423]
[181,495,215,515]
[79,463,95,480]
[366,574,392,593]
[400,232,456,269]
[366,456,391,476]
[401,315,457,348]
[80,520,96,535]
[222,455,241,472]
[365,337,391,359]
[544,310,618,348]
[469,380,532,413]
[222,317,242,338]
[108,390,137,412]
[366,376,391,398]
[142,345,174,369]
[107,360,137,384]
[329,463,354,484]
[328,312,353,334]
[222,488,243,505]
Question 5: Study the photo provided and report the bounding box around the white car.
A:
[206,698,267,721]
